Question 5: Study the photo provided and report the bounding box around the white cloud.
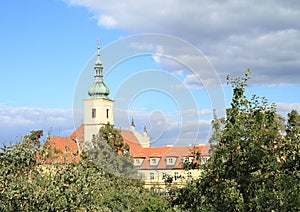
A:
[98,15,118,28]
[181,109,212,117]
[65,0,300,86]
[0,104,74,142]
[276,102,300,115]
[129,42,154,51]
[113,107,211,146]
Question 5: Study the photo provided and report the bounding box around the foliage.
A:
[208,109,225,150]
[141,192,170,212]
[84,123,137,178]
[182,146,202,170]
[168,69,300,211]
[278,109,300,209]
[99,122,130,155]
[2,71,299,211]
[85,135,137,178]
[0,130,168,211]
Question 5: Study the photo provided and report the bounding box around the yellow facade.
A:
[139,169,203,189]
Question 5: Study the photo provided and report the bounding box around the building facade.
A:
[83,41,114,142]
[47,42,211,187]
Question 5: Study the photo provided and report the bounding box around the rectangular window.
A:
[187,172,192,180]
[151,158,156,165]
[166,157,176,165]
[150,158,160,166]
[134,159,140,165]
[201,157,208,164]
[174,172,179,181]
[162,172,166,180]
[106,109,109,118]
[92,108,96,118]
[150,173,155,180]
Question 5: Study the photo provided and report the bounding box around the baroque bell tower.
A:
[84,40,114,142]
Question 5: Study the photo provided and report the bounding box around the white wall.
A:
[84,97,114,142]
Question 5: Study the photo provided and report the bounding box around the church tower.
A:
[84,41,114,142]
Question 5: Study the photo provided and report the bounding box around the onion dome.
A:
[88,40,110,98]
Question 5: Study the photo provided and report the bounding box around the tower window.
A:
[92,109,96,118]
[106,109,109,118]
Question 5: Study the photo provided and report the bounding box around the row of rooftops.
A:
[121,129,210,169]
[44,124,211,169]
[41,42,211,169]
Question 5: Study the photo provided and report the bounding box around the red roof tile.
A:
[40,125,83,164]
[131,145,211,170]
[70,124,84,142]
[42,126,211,169]
[120,130,144,155]
[41,136,81,163]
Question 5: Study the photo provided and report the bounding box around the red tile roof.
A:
[120,130,144,155]
[70,124,84,142]
[42,126,211,169]
[39,125,83,164]
[130,145,210,170]
[41,136,81,163]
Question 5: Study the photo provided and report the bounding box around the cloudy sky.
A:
[1,0,300,145]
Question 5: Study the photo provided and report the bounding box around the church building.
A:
[46,42,211,188]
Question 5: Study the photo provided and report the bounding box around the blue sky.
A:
[1,0,300,145]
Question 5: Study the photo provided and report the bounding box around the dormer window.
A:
[133,158,145,166]
[166,157,177,166]
[134,159,140,166]
[183,156,193,163]
[200,156,209,164]
[134,159,140,165]
[150,157,160,166]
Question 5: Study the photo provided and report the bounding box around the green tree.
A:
[208,109,225,151]
[277,109,300,210]
[0,130,169,211]
[84,123,136,178]
[182,146,202,170]
[99,122,130,155]
[285,109,300,155]
[168,70,299,211]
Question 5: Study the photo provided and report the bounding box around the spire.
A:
[143,125,148,136]
[131,118,135,127]
[95,39,102,66]
[88,40,110,98]
[130,118,135,131]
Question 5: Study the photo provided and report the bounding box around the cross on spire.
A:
[97,39,101,57]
